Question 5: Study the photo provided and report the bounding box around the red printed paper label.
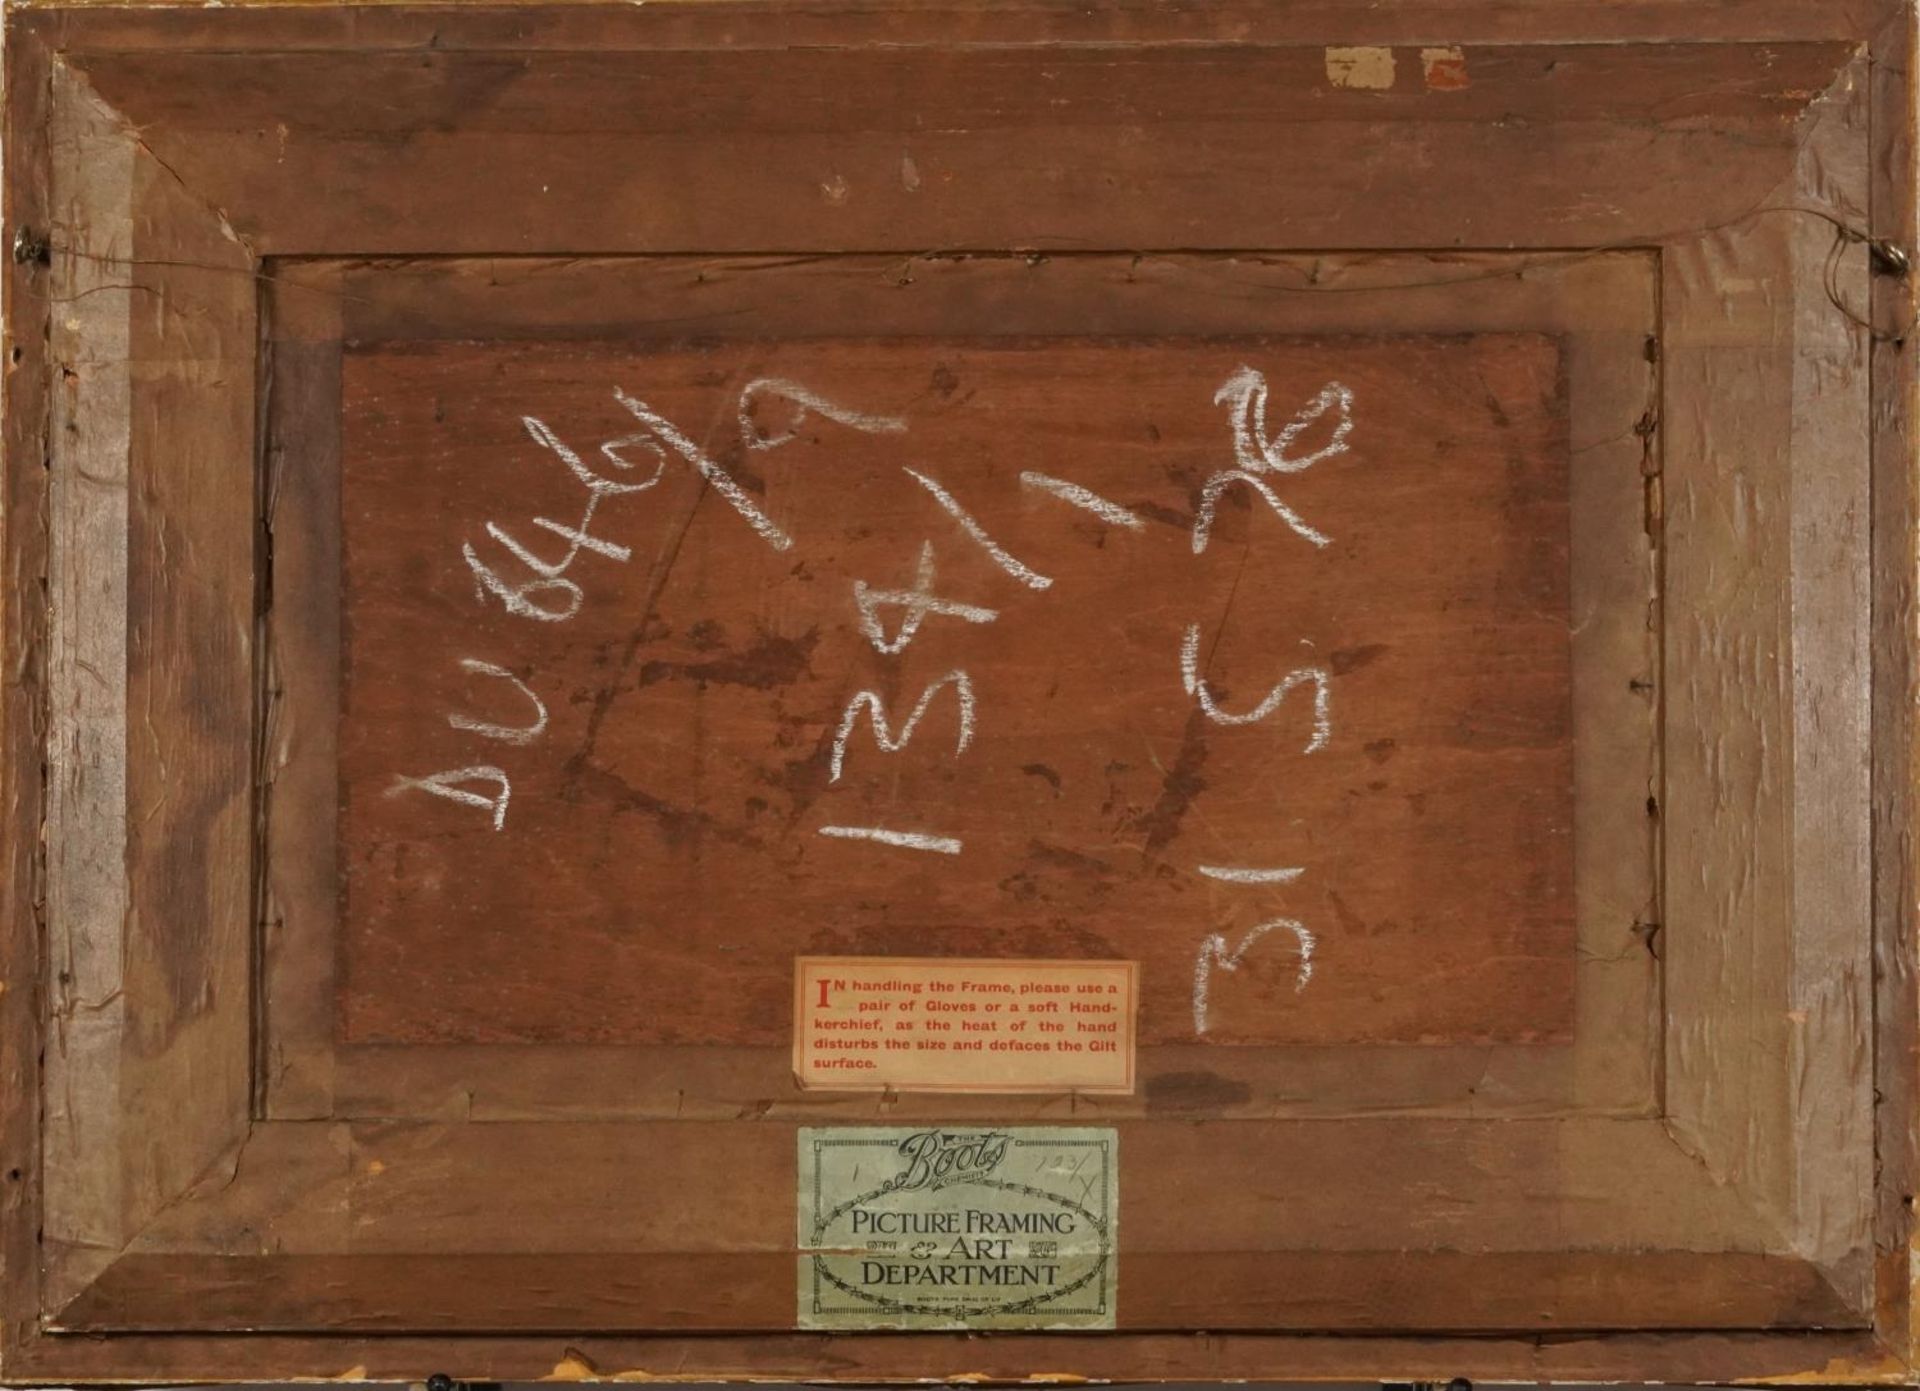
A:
[794,957,1137,1094]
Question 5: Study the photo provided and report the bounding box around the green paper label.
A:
[797,1126,1118,1329]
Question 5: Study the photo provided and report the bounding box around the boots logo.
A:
[884,1129,1010,1194]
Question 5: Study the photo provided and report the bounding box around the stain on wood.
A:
[336,335,1574,1047]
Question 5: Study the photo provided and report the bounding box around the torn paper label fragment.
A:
[797,1126,1118,1330]
[1324,45,1397,90]
[1421,46,1471,90]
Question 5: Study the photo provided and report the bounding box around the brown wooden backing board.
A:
[335,333,1574,1049]
[265,250,1654,1128]
[61,40,1854,256]
[0,2,1912,1384]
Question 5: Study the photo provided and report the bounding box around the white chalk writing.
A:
[386,765,512,832]
[739,377,908,451]
[1215,370,1354,475]
[614,387,794,552]
[463,414,658,622]
[1179,623,1331,749]
[830,670,978,783]
[1193,371,1353,552]
[905,467,1053,591]
[1192,468,1332,552]
[1197,865,1306,885]
[1182,367,1355,1032]
[852,542,999,655]
[446,658,549,746]
[1019,472,1145,530]
[818,825,965,855]
[1193,918,1315,1035]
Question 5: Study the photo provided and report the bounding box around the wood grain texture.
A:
[117,88,258,1278]
[263,249,1656,1124]
[0,1326,1907,1389]
[41,58,136,1315]
[58,38,1849,257]
[7,0,1904,46]
[261,333,345,1118]
[36,57,261,1321]
[62,1115,1801,1332]
[0,0,1908,1379]
[116,1117,1780,1258]
[1782,51,1877,1294]
[336,335,1574,1048]
[1866,1,1920,1367]
[0,12,56,1371]
[1658,53,1876,1314]
[56,1250,1859,1334]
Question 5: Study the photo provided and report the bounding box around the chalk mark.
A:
[830,670,976,783]
[1180,624,1332,750]
[1192,469,1331,552]
[386,765,512,832]
[1197,865,1306,884]
[1214,370,1354,475]
[564,369,750,790]
[1194,918,1315,1035]
[853,542,999,655]
[1019,472,1145,530]
[905,467,1053,590]
[615,386,793,552]
[739,377,909,451]
[818,825,964,855]
[464,413,662,622]
[1193,370,1352,552]
[446,658,549,746]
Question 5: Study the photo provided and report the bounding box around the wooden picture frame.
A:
[1,1,1915,1382]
